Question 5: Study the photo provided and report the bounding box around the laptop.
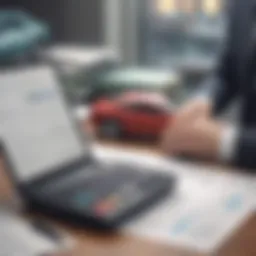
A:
[0,66,175,230]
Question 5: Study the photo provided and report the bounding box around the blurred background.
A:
[0,0,227,141]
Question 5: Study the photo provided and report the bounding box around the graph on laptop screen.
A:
[0,67,86,182]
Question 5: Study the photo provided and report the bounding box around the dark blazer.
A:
[211,0,256,168]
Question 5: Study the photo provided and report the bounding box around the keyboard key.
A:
[94,201,116,217]
[72,191,95,209]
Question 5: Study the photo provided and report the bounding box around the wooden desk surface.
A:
[0,141,256,256]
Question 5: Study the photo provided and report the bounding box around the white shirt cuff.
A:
[219,125,239,162]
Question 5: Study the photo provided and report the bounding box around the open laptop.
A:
[0,66,175,230]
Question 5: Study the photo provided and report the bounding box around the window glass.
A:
[139,0,227,96]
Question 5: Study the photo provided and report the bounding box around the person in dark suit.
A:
[162,0,256,169]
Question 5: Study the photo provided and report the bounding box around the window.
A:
[104,0,228,102]
[140,0,226,70]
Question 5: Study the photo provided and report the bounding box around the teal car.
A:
[83,67,182,102]
[0,10,50,62]
[59,65,182,104]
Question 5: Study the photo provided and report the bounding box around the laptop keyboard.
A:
[39,162,142,195]
[35,161,173,222]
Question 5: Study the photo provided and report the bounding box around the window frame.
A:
[104,0,143,65]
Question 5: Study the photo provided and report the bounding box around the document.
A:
[93,145,255,253]
[0,207,72,256]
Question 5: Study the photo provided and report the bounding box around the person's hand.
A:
[161,99,225,160]
[175,98,212,124]
[162,117,225,160]
[162,99,211,148]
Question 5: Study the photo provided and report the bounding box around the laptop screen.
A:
[0,66,86,182]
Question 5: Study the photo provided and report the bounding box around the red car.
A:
[91,91,175,139]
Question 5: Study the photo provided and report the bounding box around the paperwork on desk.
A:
[0,207,73,256]
[94,145,255,253]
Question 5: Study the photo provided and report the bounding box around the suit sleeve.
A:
[209,3,239,115]
[234,129,256,169]
[211,46,238,115]
[194,45,238,112]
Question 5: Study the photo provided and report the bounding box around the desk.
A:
[0,141,256,256]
